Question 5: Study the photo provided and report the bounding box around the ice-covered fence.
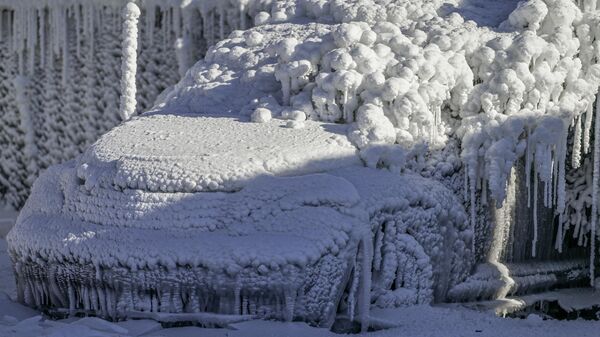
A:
[0,0,273,208]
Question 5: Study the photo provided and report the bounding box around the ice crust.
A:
[77,115,360,193]
[7,0,600,329]
[8,121,471,326]
[152,0,600,287]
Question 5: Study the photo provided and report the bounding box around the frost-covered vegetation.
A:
[4,0,600,332]
[0,0,274,208]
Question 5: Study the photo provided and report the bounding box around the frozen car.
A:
[7,111,472,328]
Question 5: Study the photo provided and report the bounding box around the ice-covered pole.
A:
[591,91,600,287]
[119,2,140,121]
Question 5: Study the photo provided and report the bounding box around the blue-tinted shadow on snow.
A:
[439,0,521,30]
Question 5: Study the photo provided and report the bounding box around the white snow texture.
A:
[4,0,600,331]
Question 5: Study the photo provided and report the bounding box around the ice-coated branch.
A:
[119,2,141,121]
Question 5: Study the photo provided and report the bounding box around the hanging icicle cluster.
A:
[0,0,275,208]
[457,1,600,280]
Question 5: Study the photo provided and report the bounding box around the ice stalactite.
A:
[358,235,372,332]
[13,75,37,181]
[573,115,583,169]
[119,2,140,121]
[591,92,600,287]
[584,101,594,154]
[533,169,538,258]
[469,163,477,255]
[175,37,190,78]
[0,0,268,208]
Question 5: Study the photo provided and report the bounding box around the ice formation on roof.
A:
[77,115,360,192]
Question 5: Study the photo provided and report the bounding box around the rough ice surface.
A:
[10,163,367,326]
[150,0,600,288]
[77,115,359,193]
[5,102,474,329]
[5,0,600,332]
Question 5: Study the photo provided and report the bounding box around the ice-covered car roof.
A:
[76,114,361,193]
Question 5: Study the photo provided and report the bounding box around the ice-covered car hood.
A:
[76,114,361,193]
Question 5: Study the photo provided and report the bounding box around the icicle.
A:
[526,134,532,207]
[119,2,141,121]
[201,7,208,40]
[61,8,69,86]
[0,10,3,42]
[11,9,18,53]
[554,126,567,253]
[556,128,567,215]
[556,213,564,253]
[573,115,583,168]
[358,235,372,333]
[219,3,225,40]
[173,5,181,38]
[347,251,359,322]
[209,9,215,46]
[14,75,37,177]
[75,4,81,58]
[39,9,45,68]
[590,92,600,287]
[88,5,95,59]
[163,7,170,50]
[584,102,594,154]
[470,164,477,254]
[240,3,246,30]
[27,9,36,74]
[234,282,241,315]
[68,284,76,315]
[175,37,191,78]
[283,289,295,321]
[532,168,538,258]
[463,163,468,201]
[480,178,487,206]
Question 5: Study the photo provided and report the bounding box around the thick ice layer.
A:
[77,115,360,192]
[7,0,598,327]
[332,167,473,303]
[14,166,362,269]
[447,259,589,302]
[152,1,600,275]
[9,163,368,325]
[8,122,472,325]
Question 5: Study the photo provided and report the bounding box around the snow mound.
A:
[77,115,359,193]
